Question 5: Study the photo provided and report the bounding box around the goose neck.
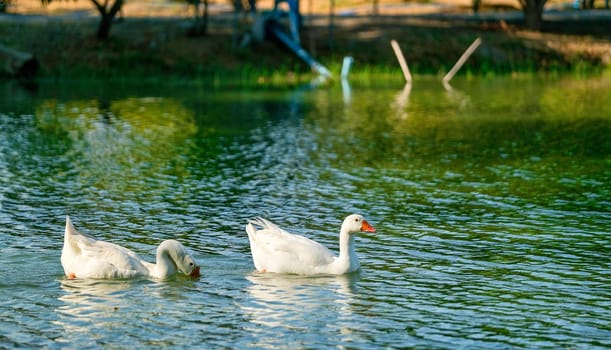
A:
[154,245,178,278]
[338,230,356,259]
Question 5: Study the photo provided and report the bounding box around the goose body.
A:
[61,216,200,279]
[245,214,375,275]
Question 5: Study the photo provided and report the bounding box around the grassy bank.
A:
[1,10,610,83]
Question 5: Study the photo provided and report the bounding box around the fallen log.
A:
[0,44,39,78]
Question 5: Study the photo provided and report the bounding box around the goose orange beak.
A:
[189,266,201,277]
[361,220,376,233]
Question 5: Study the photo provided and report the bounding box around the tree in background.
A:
[187,0,209,36]
[91,0,124,39]
[0,0,11,13]
[41,0,123,40]
[519,0,547,30]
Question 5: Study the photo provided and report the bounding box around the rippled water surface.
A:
[1,76,610,349]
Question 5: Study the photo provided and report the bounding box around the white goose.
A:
[61,216,200,279]
[245,214,376,275]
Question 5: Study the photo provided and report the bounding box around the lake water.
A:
[0,75,609,349]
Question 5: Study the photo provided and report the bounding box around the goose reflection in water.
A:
[241,272,361,343]
[54,279,135,337]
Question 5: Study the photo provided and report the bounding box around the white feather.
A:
[61,216,200,279]
[245,214,375,275]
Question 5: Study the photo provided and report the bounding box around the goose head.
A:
[342,214,376,234]
[159,240,201,277]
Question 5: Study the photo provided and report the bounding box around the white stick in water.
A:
[390,40,412,85]
[341,56,354,79]
[443,37,482,85]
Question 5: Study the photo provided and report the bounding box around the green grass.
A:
[1,15,608,86]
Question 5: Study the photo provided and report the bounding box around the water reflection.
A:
[393,83,412,120]
[55,279,135,339]
[443,81,471,110]
[342,78,352,107]
[54,277,205,347]
[241,273,360,344]
[35,97,197,189]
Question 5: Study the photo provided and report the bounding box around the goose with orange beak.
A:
[245,214,376,275]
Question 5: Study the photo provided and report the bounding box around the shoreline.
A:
[1,3,610,81]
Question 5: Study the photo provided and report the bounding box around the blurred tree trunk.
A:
[0,0,10,13]
[188,0,208,36]
[91,0,124,39]
[583,0,595,8]
[519,0,546,30]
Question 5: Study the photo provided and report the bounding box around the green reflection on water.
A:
[305,76,610,164]
[34,97,197,190]
[300,76,610,215]
[2,75,609,213]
